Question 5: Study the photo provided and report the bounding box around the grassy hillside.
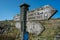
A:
[0,19,60,40]
[0,20,20,40]
[29,19,60,40]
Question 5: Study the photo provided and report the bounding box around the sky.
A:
[0,0,60,20]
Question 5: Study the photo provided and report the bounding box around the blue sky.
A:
[0,0,60,20]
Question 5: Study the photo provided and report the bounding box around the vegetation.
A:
[0,20,20,40]
[29,19,60,40]
[0,19,60,40]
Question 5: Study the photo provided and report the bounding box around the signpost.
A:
[20,3,57,40]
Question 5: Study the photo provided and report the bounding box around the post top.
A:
[20,3,30,7]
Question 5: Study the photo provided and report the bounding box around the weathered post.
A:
[20,3,29,40]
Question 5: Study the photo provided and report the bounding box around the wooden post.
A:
[20,3,29,40]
